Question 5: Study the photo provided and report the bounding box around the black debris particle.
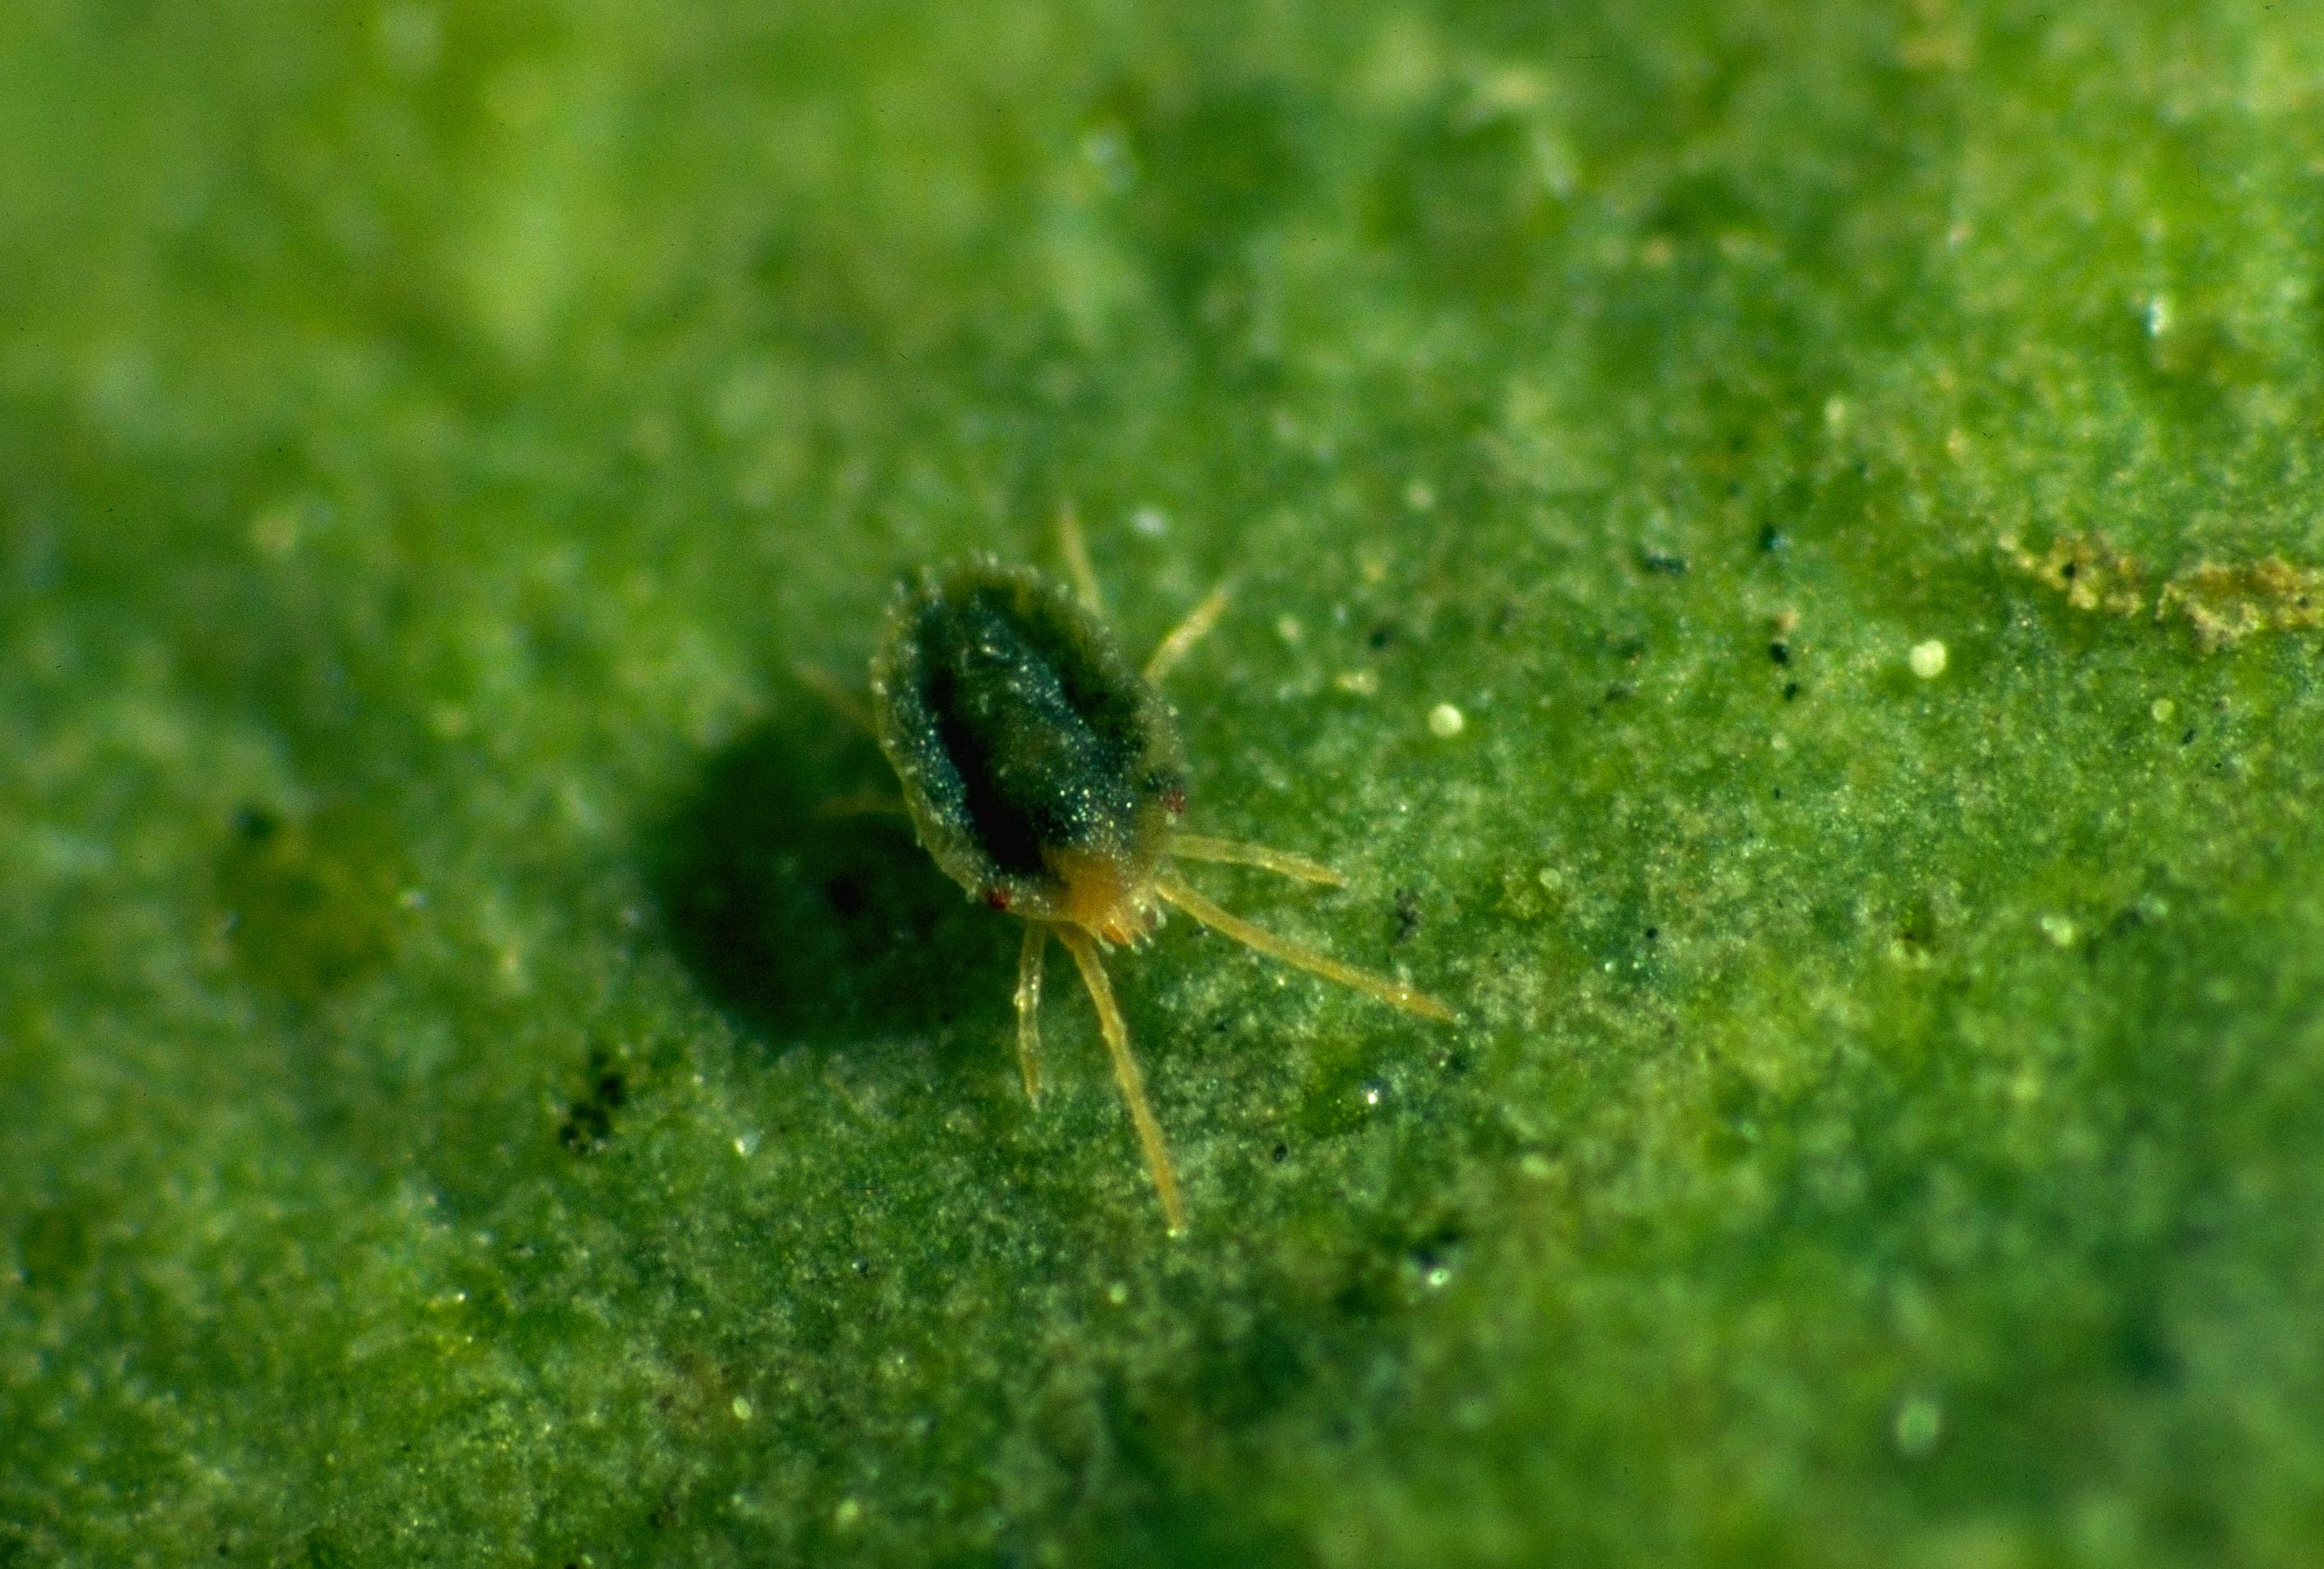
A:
[1769,640,1791,666]
[1759,524,1790,554]
[1271,1143,1289,1163]
[1639,548,1689,576]
[1783,682,1801,701]
[559,1047,630,1154]
[1392,887,1422,945]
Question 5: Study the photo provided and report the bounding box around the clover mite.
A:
[839,514,1452,1234]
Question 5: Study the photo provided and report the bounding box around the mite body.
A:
[872,561,1185,944]
[863,522,1451,1233]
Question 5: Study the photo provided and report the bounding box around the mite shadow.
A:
[651,708,1017,1059]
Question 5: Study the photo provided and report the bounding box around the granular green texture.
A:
[6,2,2324,1565]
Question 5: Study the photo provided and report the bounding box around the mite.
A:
[860,516,1452,1233]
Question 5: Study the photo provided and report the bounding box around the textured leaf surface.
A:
[6,2,2323,1565]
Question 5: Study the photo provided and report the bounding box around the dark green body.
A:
[870,560,1188,924]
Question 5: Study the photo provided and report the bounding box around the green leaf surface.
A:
[6,2,2323,1564]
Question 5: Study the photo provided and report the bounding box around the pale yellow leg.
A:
[1014,924,1048,1103]
[792,662,879,738]
[1155,871,1455,1022]
[1054,924,1187,1236]
[1168,833,1343,886]
[1144,585,1231,686]
[1057,505,1104,612]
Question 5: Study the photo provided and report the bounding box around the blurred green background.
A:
[6,1,2324,1564]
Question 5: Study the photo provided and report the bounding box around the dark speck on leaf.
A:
[1411,1224,1466,1273]
[2182,729,2196,746]
[1367,622,1397,650]
[1783,682,1801,701]
[1271,1143,1289,1163]
[558,1048,629,1155]
[1392,887,1421,945]
[1759,524,1789,554]
[1769,640,1791,666]
[1639,548,1688,576]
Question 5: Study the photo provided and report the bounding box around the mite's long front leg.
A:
[1054,924,1187,1235]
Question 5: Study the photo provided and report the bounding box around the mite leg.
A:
[1143,585,1232,686]
[1167,834,1343,886]
[1155,871,1454,1022]
[792,662,880,738]
[1057,504,1105,613]
[1054,924,1188,1235]
[811,790,910,820]
[1014,923,1048,1103]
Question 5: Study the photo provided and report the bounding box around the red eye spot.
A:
[985,887,1012,910]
